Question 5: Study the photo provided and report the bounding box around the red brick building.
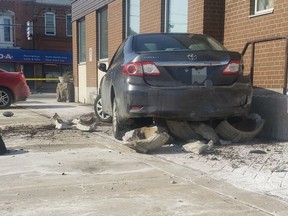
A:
[224,0,287,93]
[71,0,284,103]
[0,0,72,92]
[71,0,225,103]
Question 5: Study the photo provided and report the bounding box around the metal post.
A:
[250,42,255,86]
[283,38,288,95]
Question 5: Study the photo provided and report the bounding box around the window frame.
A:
[125,0,140,37]
[78,18,86,63]
[0,15,13,47]
[254,0,274,15]
[98,7,108,61]
[164,0,188,33]
[3,17,12,42]
[66,14,72,37]
[45,12,56,36]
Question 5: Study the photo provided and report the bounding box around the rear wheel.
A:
[94,95,112,123]
[0,88,12,109]
[112,98,125,140]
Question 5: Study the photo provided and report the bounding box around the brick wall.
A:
[224,0,288,89]
[187,0,224,43]
[0,0,71,51]
[86,12,98,87]
[108,0,124,60]
[188,0,204,34]
[32,4,72,51]
[140,0,163,33]
[203,0,225,43]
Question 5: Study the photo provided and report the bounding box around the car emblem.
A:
[188,53,197,61]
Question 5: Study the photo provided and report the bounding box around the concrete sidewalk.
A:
[0,93,94,129]
[1,94,288,215]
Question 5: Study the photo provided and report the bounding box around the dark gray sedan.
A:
[98,33,252,140]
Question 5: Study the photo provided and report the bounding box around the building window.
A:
[0,15,13,47]
[78,18,86,63]
[66,14,72,37]
[98,8,108,60]
[126,0,140,37]
[255,0,274,15]
[45,12,56,35]
[165,0,188,33]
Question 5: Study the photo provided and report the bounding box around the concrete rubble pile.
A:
[123,113,265,154]
[50,112,97,132]
[50,111,265,155]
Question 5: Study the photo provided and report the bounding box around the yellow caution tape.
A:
[25,78,62,81]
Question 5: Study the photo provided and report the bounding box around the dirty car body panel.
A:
[0,68,30,109]
[100,33,252,123]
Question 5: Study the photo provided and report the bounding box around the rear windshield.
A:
[133,34,226,52]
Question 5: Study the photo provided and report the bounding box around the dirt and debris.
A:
[1,111,287,203]
[182,140,214,155]
[48,112,265,155]
[50,112,98,132]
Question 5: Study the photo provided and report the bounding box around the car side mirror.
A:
[98,63,107,72]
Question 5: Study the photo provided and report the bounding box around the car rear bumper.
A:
[119,81,252,121]
[14,84,30,102]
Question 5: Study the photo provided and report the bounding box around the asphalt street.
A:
[0,94,288,216]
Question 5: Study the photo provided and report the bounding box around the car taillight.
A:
[222,61,241,75]
[15,72,24,80]
[20,73,26,79]
[123,62,160,76]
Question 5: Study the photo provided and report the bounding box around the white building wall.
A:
[77,64,87,103]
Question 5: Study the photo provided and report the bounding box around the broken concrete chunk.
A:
[190,122,219,144]
[71,119,80,124]
[183,140,213,155]
[55,119,72,130]
[51,113,97,131]
[76,122,97,132]
[79,113,96,125]
[123,126,170,153]
[166,120,199,141]
[271,163,287,173]
[51,113,63,123]
[50,113,71,130]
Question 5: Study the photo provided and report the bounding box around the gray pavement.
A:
[0,94,288,215]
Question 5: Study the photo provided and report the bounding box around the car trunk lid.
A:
[139,50,242,87]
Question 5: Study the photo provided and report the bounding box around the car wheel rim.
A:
[96,98,110,120]
[0,91,9,107]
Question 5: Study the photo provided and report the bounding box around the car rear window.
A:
[133,34,226,52]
